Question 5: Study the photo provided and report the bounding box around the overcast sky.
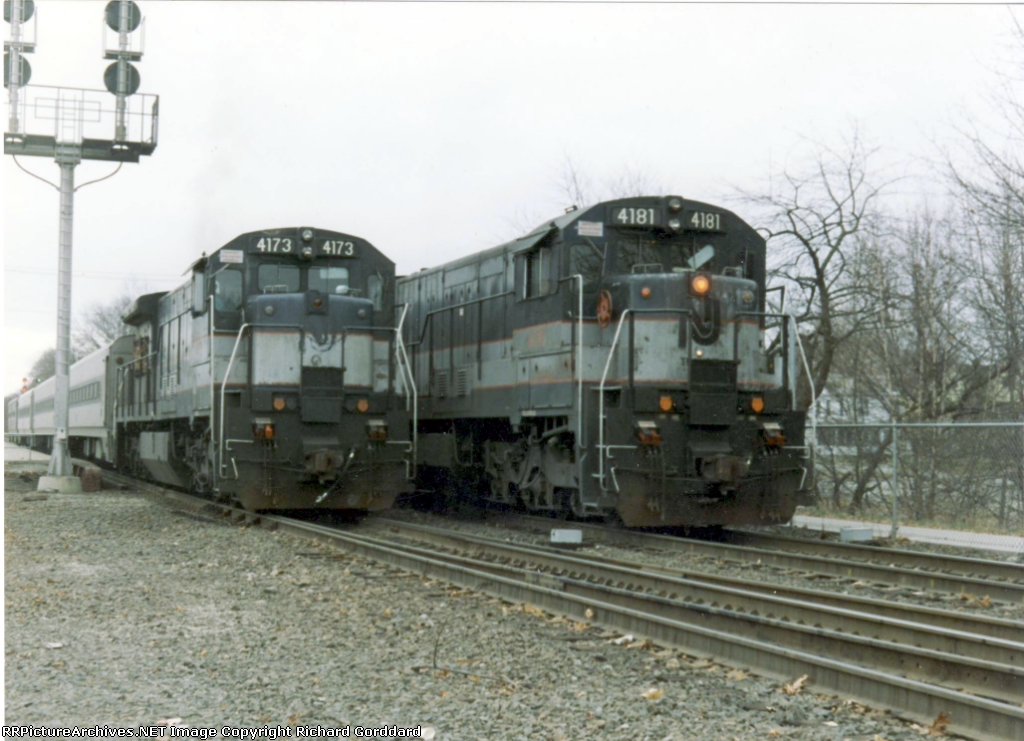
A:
[3,1,1021,393]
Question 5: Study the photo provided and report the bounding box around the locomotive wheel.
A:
[596,290,613,328]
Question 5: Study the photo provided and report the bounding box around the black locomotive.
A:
[11,227,414,511]
[397,196,811,526]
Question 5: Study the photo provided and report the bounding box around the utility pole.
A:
[5,0,159,492]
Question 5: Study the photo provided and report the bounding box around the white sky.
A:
[3,1,1021,394]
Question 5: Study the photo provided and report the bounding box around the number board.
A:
[609,206,662,228]
[320,239,356,257]
[250,236,295,254]
[248,236,358,257]
[683,210,725,233]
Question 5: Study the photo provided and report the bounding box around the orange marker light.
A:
[264,424,275,439]
[273,397,286,411]
[691,274,711,296]
[641,287,652,299]
[751,396,765,413]
[659,396,673,412]
[357,399,369,413]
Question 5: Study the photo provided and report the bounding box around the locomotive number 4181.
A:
[688,211,722,231]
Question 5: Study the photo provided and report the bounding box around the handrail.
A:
[219,323,251,477]
[114,351,159,420]
[405,290,515,348]
[595,307,695,495]
[597,310,632,496]
[573,274,584,473]
[394,304,418,469]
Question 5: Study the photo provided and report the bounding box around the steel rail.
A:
[268,521,1024,741]
[509,515,1024,604]
[366,519,1023,698]
[99,472,1024,741]
[728,529,1024,584]
[371,518,1024,645]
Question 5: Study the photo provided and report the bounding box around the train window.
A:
[522,247,553,299]
[367,274,384,311]
[614,236,718,275]
[569,243,604,288]
[214,270,244,311]
[258,264,300,294]
[309,266,350,295]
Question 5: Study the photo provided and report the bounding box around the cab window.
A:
[258,264,300,293]
[309,266,350,295]
[569,243,604,289]
[522,246,553,299]
[213,269,243,311]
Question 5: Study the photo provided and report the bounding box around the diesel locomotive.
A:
[397,196,812,527]
[9,227,414,511]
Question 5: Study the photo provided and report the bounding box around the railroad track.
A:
[503,514,1024,604]
[728,528,1024,583]
[101,473,1024,741]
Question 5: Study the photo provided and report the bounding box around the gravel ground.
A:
[373,508,1024,622]
[5,471,947,740]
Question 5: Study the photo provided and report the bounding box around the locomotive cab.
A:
[116,227,412,512]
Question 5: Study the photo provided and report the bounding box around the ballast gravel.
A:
[6,471,937,740]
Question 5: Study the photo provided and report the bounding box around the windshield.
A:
[214,269,243,311]
[614,236,718,275]
[258,264,300,293]
[309,266,350,295]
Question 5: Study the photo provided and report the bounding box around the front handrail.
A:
[394,304,418,469]
[596,308,694,494]
[219,323,251,477]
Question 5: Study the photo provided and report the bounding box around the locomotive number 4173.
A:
[322,240,356,256]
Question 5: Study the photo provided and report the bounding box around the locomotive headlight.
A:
[273,397,286,411]
[264,305,275,316]
[741,289,755,306]
[659,396,674,412]
[691,274,711,296]
[300,246,314,260]
[301,228,314,242]
[641,287,652,299]
[668,197,683,213]
[668,218,681,232]
[356,399,369,413]
[751,396,765,413]
[636,420,662,446]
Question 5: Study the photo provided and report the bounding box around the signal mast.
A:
[5,0,159,491]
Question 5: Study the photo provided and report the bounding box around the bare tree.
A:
[944,21,1024,419]
[27,348,58,386]
[71,290,137,358]
[739,125,895,408]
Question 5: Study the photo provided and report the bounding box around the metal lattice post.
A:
[7,0,24,133]
[115,0,130,141]
[889,422,899,540]
[47,154,78,477]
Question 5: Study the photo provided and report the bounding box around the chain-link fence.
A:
[806,422,1024,556]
